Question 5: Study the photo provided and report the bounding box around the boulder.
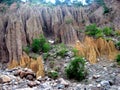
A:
[0,75,11,83]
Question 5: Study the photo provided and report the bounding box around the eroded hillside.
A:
[0,0,120,64]
[0,0,120,90]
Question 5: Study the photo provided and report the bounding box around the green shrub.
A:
[32,38,41,53]
[43,43,51,53]
[85,24,98,36]
[116,54,120,65]
[103,27,112,36]
[39,34,46,47]
[22,46,30,54]
[95,29,104,38]
[85,24,103,38]
[57,48,68,58]
[85,24,98,35]
[31,34,51,53]
[65,57,86,81]
[47,70,59,79]
[115,41,120,50]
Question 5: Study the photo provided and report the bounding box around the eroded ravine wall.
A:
[0,0,120,63]
[75,36,118,64]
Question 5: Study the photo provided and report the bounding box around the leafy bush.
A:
[85,24,103,38]
[103,27,112,36]
[43,43,51,53]
[115,41,120,50]
[31,34,51,53]
[85,24,114,38]
[22,46,30,54]
[32,38,41,53]
[39,35,46,47]
[85,24,98,36]
[65,57,86,81]
[116,54,120,65]
[47,70,59,79]
[95,29,104,38]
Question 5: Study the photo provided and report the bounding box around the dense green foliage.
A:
[31,34,51,53]
[85,24,98,36]
[65,57,86,81]
[116,54,120,65]
[85,24,114,38]
[32,38,41,53]
[42,43,51,53]
[103,27,112,36]
[85,24,103,38]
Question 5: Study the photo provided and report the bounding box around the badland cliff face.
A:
[0,0,120,63]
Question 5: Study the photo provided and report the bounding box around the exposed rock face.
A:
[0,0,120,63]
[75,36,118,64]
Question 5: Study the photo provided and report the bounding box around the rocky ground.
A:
[0,55,120,90]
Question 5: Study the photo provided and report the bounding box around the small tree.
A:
[43,43,51,53]
[103,27,112,36]
[65,57,86,81]
[85,24,98,36]
[32,38,41,53]
[31,34,51,53]
[85,24,103,38]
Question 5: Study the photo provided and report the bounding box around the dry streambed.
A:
[0,58,120,90]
